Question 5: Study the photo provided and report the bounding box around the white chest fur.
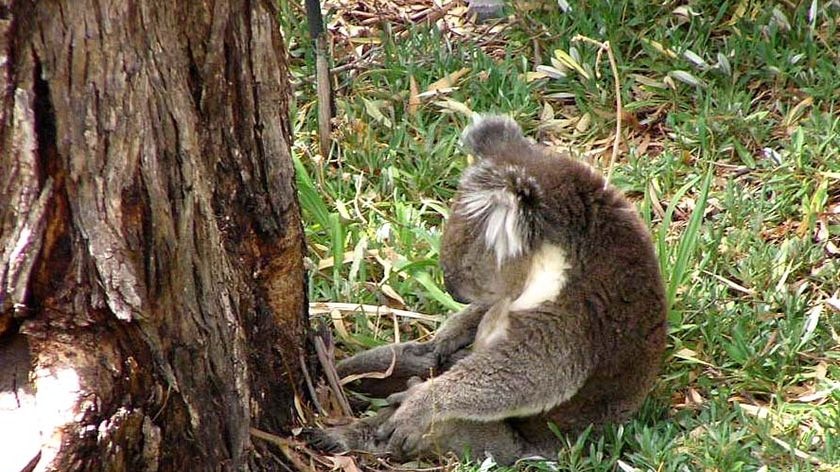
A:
[510,244,570,311]
[473,244,570,349]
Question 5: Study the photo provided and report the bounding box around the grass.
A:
[280,0,839,470]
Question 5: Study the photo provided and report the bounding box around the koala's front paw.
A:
[379,409,431,458]
[377,385,435,458]
[433,329,474,367]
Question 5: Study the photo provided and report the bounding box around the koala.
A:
[305,116,667,465]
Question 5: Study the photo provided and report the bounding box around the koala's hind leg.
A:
[337,341,468,398]
[336,342,435,397]
[336,305,485,398]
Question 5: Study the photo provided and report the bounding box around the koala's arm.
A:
[428,340,591,421]
[380,314,593,453]
[432,303,488,364]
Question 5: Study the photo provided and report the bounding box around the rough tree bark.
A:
[0,0,308,470]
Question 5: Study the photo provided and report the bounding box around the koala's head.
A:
[440,116,547,304]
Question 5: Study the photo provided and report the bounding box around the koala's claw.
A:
[300,427,348,453]
[386,390,409,405]
[376,421,396,442]
[432,340,461,367]
[377,385,434,458]
[386,423,425,458]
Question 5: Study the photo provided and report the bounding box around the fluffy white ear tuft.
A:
[457,162,542,264]
[459,187,523,264]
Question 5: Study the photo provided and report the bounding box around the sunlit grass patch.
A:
[281,0,840,469]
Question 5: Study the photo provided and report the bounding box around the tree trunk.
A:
[0,1,308,470]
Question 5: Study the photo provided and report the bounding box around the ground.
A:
[278,1,839,470]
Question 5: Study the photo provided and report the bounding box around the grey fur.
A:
[461,115,528,160]
[307,116,667,464]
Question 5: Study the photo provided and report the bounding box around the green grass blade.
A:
[412,271,464,312]
[666,168,713,321]
[293,155,332,232]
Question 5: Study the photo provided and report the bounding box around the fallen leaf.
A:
[535,65,567,79]
[683,49,709,70]
[435,98,473,116]
[825,295,840,312]
[557,0,572,13]
[673,5,700,18]
[803,304,823,341]
[769,436,821,465]
[478,456,497,472]
[686,387,705,407]
[347,37,381,45]
[335,200,352,220]
[771,7,792,31]
[673,347,714,366]
[738,403,771,420]
[669,70,706,88]
[641,38,678,59]
[554,48,590,79]
[416,87,458,99]
[408,75,420,115]
[636,133,651,156]
[724,1,747,25]
[426,67,470,92]
[362,98,392,128]
[632,73,668,89]
[318,252,356,270]
[715,53,732,76]
[380,284,406,309]
[616,460,639,472]
[330,309,353,342]
[794,389,831,404]
[540,102,555,122]
[783,96,813,130]
[688,424,707,439]
[330,455,362,472]
[575,112,591,133]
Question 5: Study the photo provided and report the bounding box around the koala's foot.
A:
[303,421,386,454]
[300,427,352,453]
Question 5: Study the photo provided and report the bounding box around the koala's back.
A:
[497,147,667,438]
[568,169,667,411]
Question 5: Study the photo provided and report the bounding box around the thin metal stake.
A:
[304,0,333,160]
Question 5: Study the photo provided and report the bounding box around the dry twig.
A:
[571,35,623,186]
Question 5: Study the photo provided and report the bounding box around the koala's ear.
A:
[460,114,526,160]
[457,162,544,264]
